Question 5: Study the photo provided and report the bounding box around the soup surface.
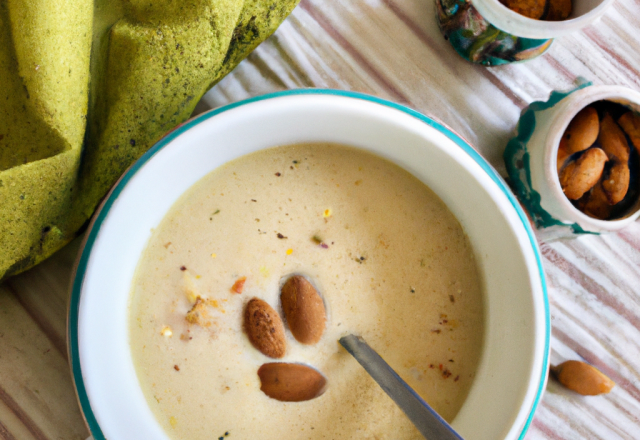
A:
[129,143,484,439]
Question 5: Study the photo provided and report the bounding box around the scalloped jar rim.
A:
[472,0,616,40]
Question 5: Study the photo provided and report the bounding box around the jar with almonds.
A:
[504,84,640,238]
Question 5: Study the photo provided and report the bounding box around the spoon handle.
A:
[339,334,465,440]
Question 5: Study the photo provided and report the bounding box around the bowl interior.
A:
[72,91,548,440]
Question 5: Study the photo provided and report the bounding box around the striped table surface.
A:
[1,0,639,439]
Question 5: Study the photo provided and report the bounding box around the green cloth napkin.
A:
[0,0,299,280]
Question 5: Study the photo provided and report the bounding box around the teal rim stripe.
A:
[69,88,550,440]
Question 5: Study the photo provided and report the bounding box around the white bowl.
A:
[68,90,549,440]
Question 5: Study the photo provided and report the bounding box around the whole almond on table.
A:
[599,114,631,204]
[552,360,615,396]
[281,275,327,345]
[258,362,327,402]
[562,107,600,155]
[244,298,286,358]
[559,148,608,200]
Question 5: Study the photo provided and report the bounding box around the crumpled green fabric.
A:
[0,0,299,280]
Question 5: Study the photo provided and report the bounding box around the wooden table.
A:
[2,0,639,438]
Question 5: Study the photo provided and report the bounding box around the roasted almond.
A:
[501,0,547,19]
[281,275,327,345]
[552,360,615,396]
[618,112,640,155]
[258,362,327,402]
[599,113,630,163]
[562,106,600,155]
[244,298,286,358]
[598,114,631,205]
[581,181,613,220]
[544,0,572,21]
[602,161,631,205]
[560,147,608,200]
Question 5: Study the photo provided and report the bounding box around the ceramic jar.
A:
[504,83,640,240]
[436,0,616,65]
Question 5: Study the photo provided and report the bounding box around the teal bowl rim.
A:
[68,88,550,440]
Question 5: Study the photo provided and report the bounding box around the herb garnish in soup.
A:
[129,143,484,439]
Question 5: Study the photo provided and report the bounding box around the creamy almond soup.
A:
[129,143,484,440]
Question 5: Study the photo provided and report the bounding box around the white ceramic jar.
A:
[436,0,617,65]
[504,84,640,239]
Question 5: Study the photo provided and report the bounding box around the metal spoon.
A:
[339,334,465,440]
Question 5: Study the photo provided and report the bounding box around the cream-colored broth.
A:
[129,143,484,440]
